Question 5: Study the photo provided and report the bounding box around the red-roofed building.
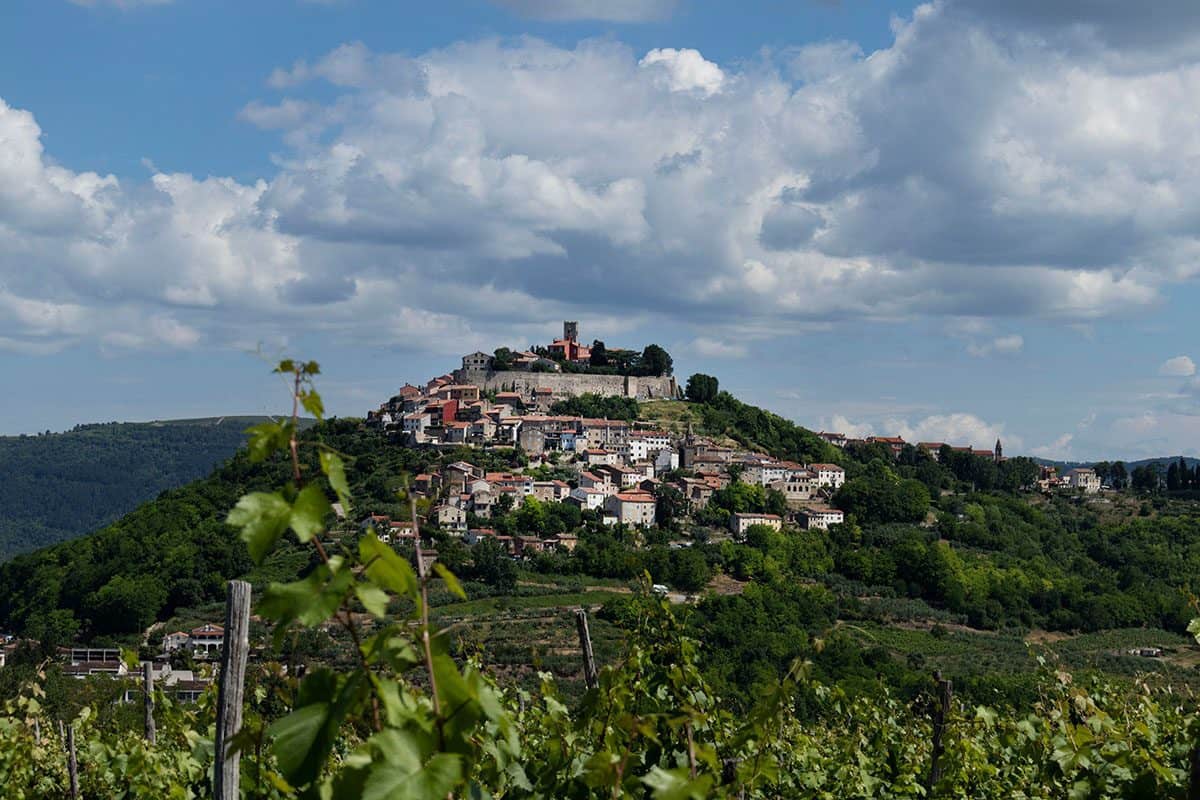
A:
[190,624,224,656]
[917,442,948,461]
[868,436,906,458]
[603,492,657,527]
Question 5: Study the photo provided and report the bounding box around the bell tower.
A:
[563,321,579,342]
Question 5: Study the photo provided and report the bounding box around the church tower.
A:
[563,321,579,342]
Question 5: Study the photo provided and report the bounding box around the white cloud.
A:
[13,3,1200,354]
[689,337,747,359]
[828,412,1011,451]
[947,319,1023,357]
[1160,355,1196,376]
[826,414,873,439]
[266,42,425,90]
[1031,433,1074,460]
[489,0,677,22]
[967,334,1024,357]
[639,48,725,95]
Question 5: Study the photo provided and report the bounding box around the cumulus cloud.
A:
[1031,433,1074,460]
[11,2,1200,353]
[967,334,1024,357]
[826,414,873,439]
[266,42,426,90]
[827,412,1010,451]
[489,0,678,22]
[946,319,1023,357]
[689,337,747,359]
[1160,355,1196,376]
[639,48,725,95]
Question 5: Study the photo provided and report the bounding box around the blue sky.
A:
[4,0,1200,461]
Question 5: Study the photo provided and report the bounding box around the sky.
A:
[4,0,1200,461]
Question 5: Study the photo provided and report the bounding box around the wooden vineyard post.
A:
[67,724,79,799]
[575,608,599,690]
[926,671,952,795]
[214,580,251,800]
[143,660,156,744]
[1188,739,1200,800]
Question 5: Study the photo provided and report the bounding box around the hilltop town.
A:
[358,322,1103,558]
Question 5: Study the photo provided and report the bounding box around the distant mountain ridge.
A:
[0,416,283,561]
[1034,456,1200,471]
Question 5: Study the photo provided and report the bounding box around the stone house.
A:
[730,512,782,536]
[797,506,844,530]
[433,504,468,534]
[808,464,846,489]
[604,492,657,527]
[1066,468,1101,494]
[569,487,607,511]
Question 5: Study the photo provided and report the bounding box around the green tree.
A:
[1111,460,1128,489]
[669,547,712,592]
[471,538,517,592]
[86,575,167,635]
[654,483,687,530]
[589,339,608,367]
[514,495,549,535]
[685,373,720,403]
[550,393,640,421]
[833,461,930,525]
[641,344,674,377]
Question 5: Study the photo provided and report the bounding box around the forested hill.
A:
[0,417,281,560]
[5,384,1200,703]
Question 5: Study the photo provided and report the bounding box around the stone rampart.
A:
[454,369,677,400]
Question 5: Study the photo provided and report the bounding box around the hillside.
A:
[2,381,1199,711]
[0,417,282,560]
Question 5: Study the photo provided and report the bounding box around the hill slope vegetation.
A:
[0,417,274,560]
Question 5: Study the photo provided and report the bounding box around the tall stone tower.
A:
[563,321,579,342]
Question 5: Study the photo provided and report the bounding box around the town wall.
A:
[454,369,678,401]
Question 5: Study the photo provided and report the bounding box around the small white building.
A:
[569,487,607,511]
[433,504,468,533]
[798,506,844,530]
[578,471,614,493]
[1066,468,1101,494]
[628,431,673,462]
[190,624,224,656]
[808,464,846,489]
[769,471,819,503]
[730,512,782,536]
[743,460,790,487]
[582,449,618,467]
[402,412,431,437]
[163,631,191,653]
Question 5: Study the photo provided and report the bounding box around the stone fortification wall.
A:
[454,369,677,400]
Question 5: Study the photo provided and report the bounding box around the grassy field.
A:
[844,621,1200,684]
[432,589,628,619]
[446,605,624,699]
[638,399,743,448]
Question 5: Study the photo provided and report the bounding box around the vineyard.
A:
[5,360,1200,798]
[3,596,1200,798]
